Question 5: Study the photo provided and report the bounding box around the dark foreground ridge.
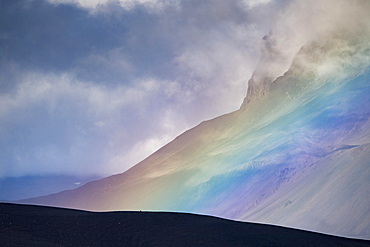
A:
[1,203,369,247]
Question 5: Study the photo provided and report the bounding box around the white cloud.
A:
[0,71,191,177]
[242,0,272,9]
[0,73,139,119]
[172,21,261,114]
[46,0,178,11]
[46,0,275,12]
[46,0,102,10]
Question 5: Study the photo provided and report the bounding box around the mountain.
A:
[2,203,370,247]
[0,175,101,201]
[23,29,370,239]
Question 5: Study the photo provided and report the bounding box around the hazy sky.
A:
[1,0,368,178]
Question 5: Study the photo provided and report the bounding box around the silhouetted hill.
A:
[1,203,369,247]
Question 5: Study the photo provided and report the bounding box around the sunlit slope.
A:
[25,34,370,238]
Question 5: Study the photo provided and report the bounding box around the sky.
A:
[0,0,368,179]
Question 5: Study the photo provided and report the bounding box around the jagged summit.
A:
[241,33,290,107]
[241,28,370,108]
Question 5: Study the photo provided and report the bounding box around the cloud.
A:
[46,0,179,12]
[0,71,188,177]
[46,0,276,12]
[0,0,293,178]
[0,73,142,119]
[241,0,273,9]
[2,0,368,179]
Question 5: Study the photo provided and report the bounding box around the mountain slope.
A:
[24,31,370,239]
[0,175,100,201]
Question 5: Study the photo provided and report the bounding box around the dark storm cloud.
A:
[0,0,133,89]
[1,1,122,69]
